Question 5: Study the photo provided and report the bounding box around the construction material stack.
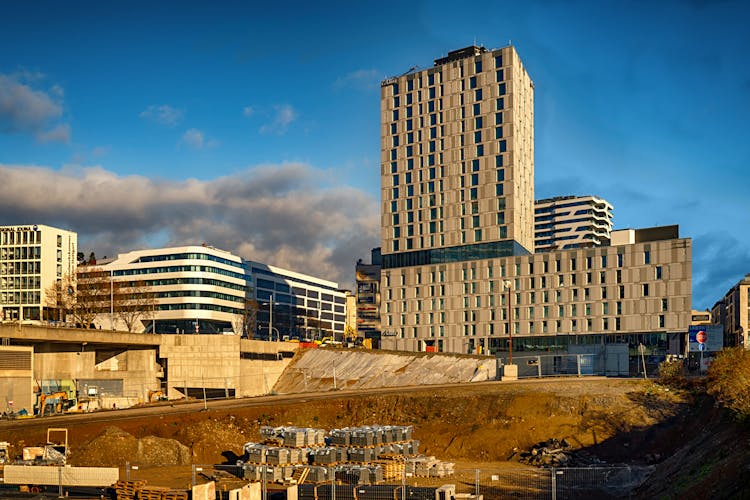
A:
[240,424,448,487]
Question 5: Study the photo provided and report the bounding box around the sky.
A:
[0,0,748,309]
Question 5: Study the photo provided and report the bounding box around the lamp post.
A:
[503,280,513,364]
[268,292,278,343]
[110,270,114,331]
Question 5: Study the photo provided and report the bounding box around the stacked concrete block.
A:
[330,428,351,446]
[349,447,376,463]
[266,447,290,465]
[304,466,330,483]
[283,429,306,448]
[243,443,266,463]
[351,427,377,447]
[309,447,338,465]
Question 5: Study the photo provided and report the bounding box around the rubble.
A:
[512,438,606,467]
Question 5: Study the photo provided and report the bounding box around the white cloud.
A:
[179,128,218,150]
[333,69,380,90]
[37,123,71,144]
[242,105,254,117]
[259,104,297,135]
[0,162,379,289]
[139,104,184,126]
[0,73,70,143]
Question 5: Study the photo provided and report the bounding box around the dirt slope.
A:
[1,378,747,497]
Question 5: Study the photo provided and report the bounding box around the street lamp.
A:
[503,280,513,364]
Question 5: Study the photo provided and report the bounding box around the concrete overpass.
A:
[0,324,295,412]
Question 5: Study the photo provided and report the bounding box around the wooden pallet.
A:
[291,466,310,485]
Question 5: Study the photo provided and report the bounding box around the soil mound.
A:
[77,426,191,466]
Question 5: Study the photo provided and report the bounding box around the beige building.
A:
[0,224,77,323]
[381,45,535,260]
[711,273,750,348]
[379,46,692,356]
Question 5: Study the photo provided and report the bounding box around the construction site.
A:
[0,339,747,499]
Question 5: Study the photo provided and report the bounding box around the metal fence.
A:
[123,464,649,500]
[499,354,599,379]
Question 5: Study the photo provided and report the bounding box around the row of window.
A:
[135,252,244,270]
[0,261,42,275]
[112,264,248,282]
[0,230,42,246]
[385,315,669,336]
[390,53,503,96]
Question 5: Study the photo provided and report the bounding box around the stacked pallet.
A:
[113,480,147,500]
[375,455,406,480]
[161,491,189,500]
[136,485,171,499]
[260,426,326,447]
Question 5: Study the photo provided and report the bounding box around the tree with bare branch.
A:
[114,280,156,332]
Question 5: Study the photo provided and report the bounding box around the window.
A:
[496,69,503,81]
[644,250,651,264]
[498,140,507,152]
[469,76,477,88]
[495,127,503,139]
[495,155,503,167]
[661,298,668,311]
[495,183,503,196]
[475,89,483,101]
[473,103,481,115]
[474,116,483,129]
[643,283,650,296]
[496,98,504,110]
[475,60,482,73]
[656,266,663,279]
[659,315,665,328]
[498,83,506,95]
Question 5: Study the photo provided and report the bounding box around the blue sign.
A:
[688,325,723,352]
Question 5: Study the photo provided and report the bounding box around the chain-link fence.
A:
[119,463,648,500]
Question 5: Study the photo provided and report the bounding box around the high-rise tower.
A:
[381,45,535,263]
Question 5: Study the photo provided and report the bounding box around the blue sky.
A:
[0,0,748,308]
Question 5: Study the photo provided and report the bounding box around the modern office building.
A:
[0,224,77,322]
[247,261,346,340]
[85,245,347,338]
[89,245,249,334]
[355,248,382,344]
[711,273,750,348]
[534,195,614,252]
[379,46,692,356]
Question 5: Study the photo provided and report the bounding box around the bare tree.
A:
[44,274,75,323]
[72,266,111,328]
[114,280,156,332]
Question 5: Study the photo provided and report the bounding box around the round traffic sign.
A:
[696,330,707,344]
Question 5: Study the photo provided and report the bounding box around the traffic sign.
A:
[696,330,707,344]
[698,343,706,352]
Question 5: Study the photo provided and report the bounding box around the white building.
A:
[92,245,249,334]
[534,195,614,252]
[0,224,77,322]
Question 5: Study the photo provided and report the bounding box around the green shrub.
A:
[706,347,750,420]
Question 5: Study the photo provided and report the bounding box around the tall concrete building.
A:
[0,224,77,322]
[534,195,614,252]
[379,46,692,356]
[711,273,750,349]
[381,45,535,262]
